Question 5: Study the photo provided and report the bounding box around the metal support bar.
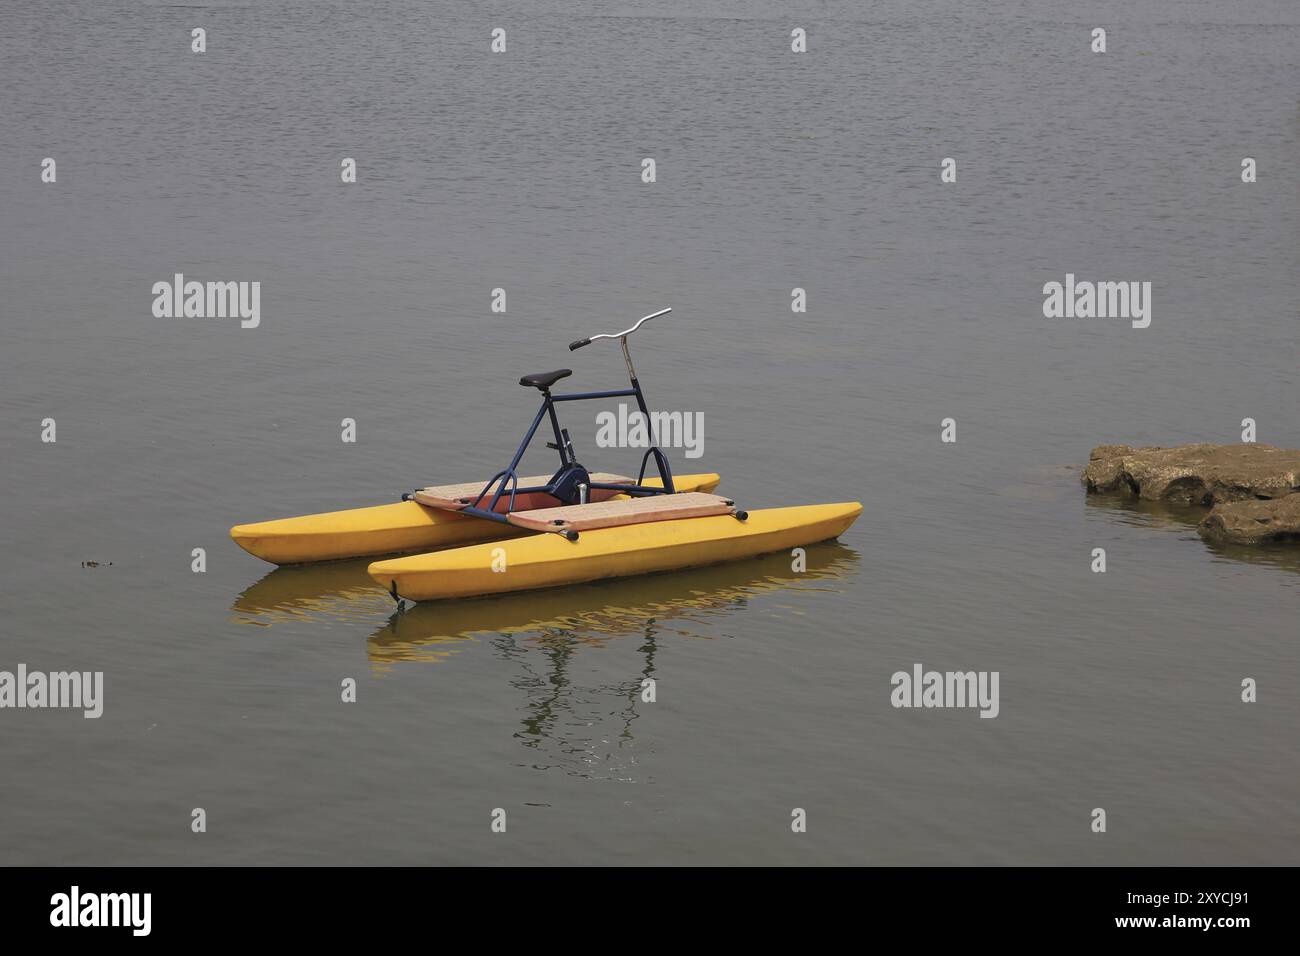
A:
[551,389,638,402]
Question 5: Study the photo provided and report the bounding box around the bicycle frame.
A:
[456,325,677,528]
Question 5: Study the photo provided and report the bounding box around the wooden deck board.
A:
[506,492,735,532]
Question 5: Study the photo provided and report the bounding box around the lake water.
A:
[1,0,1296,865]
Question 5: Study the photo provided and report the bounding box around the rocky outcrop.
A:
[1082,443,1300,505]
[1197,494,1300,546]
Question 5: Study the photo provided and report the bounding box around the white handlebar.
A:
[570,308,670,350]
[590,307,671,342]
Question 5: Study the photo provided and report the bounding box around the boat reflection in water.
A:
[233,543,861,663]
[232,560,397,627]
[235,543,859,778]
[378,542,859,778]
[366,542,859,662]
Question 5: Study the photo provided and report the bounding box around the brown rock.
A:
[1198,493,1300,546]
[1082,443,1300,505]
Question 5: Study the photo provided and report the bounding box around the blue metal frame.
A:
[455,375,676,529]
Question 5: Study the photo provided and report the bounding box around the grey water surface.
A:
[1,0,1296,865]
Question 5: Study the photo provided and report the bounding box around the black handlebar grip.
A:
[569,338,591,351]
